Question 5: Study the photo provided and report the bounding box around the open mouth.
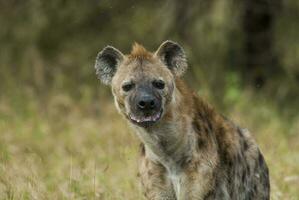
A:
[129,109,163,126]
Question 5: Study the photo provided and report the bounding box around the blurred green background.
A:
[0,0,298,199]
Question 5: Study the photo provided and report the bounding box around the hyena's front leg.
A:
[139,158,176,200]
[176,161,219,200]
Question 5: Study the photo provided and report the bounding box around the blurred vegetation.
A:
[0,0,298,199]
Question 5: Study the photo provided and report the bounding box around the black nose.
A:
[137,96,156,111]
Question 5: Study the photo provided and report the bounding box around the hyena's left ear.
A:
[154,40,187,77]
[95,46,125,85]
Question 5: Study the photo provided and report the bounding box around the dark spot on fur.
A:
[258,152,264,165]
[192,120,201,132]
[147,170,153,176]
[197,138,205,148]
[203,190,214,199]
[204,126,210,134]
[253,184,257,192]
[159,139,167,148]
[243,140,249,151]
[140,144,145,155]
[246,165,250,174]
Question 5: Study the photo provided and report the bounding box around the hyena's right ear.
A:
[95,46,124,85]
[155,40,187,77]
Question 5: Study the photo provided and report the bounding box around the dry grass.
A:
[0,90,298,199]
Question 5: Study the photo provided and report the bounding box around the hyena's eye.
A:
[152,80,165,90]
[122,82,135,92]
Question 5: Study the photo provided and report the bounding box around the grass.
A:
[0,88,298,199]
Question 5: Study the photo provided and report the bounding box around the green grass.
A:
[0,90,298,199]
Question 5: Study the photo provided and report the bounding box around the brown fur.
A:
[128,42,153,60]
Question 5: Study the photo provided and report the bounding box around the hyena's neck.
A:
[133,79,199,173]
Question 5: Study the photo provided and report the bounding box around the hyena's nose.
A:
[137,96,156,111]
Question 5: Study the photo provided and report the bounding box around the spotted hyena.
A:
[94,41,270,200]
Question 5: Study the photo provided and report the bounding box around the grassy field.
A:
[0,89,298,200]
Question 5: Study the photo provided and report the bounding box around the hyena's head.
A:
[95,41,187,128]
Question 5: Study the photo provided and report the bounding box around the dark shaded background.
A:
[1,0,298,110]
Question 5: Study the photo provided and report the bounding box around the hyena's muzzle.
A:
[127,82,163,127]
